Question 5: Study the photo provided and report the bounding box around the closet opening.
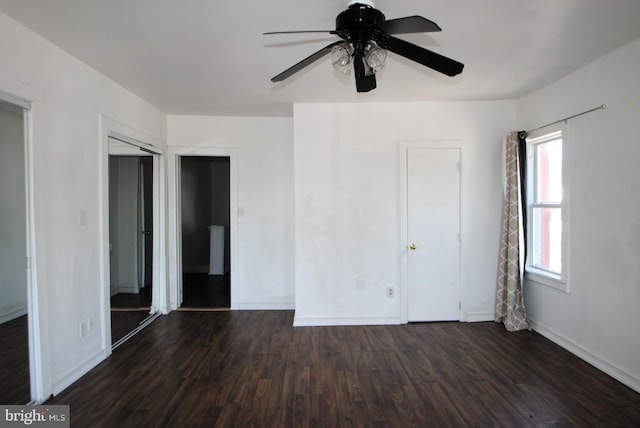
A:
[108,136,161,348]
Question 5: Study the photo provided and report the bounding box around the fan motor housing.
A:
[335,3,385,40]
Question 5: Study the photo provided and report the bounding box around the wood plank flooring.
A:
[0,315,30,404]
[47,311,640,427]
[111,310,153,345]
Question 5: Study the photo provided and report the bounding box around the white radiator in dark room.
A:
[208,225,225,275]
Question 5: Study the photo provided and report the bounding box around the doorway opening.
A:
[179,156,231,309]
[0,98,30,404]
[108,137,158,347]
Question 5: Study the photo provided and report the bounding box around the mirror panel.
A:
[108,138,155,345]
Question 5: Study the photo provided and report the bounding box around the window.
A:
[526,129,567,290]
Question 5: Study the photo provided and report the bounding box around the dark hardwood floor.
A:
[110,287,154,343]
[110,310,153,344]
[48,311,640,427]
[0,315,30,404]
[182,273,230,308]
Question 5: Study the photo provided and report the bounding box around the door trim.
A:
[398,140,464,324]
[0,82,45,403]
[167,147,238,310]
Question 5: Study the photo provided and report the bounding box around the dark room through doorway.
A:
[180,156,231,309]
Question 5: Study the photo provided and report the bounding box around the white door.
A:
[407,148,460,321]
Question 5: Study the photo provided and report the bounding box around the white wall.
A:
[167,116,294,309]
[517,38,640,392]
[293,101,515,326]
[0,101,27,323]
[0,11,166,400]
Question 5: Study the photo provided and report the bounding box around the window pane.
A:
[535,138,562,203]
[532,206,562,274]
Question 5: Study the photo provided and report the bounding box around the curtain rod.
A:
[521,104,606,138]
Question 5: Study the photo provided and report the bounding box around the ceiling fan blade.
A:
[377,16,441,34]
[353,50,376,93]
[264,30,336,35]
[378,35,464,76]
[271,41,343,82]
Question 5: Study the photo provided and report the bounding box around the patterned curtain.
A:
[495,131,530,331]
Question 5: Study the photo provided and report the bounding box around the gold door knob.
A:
[409,243,417,250]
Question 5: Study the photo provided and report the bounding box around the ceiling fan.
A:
[264,0,464,92]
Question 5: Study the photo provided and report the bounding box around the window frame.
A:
[525,126,569,292]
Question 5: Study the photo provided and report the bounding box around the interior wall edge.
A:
[529,318,640,394]
[51,348,107,397]
[0,306,28,324]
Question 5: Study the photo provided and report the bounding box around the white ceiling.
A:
[1,0,640,117]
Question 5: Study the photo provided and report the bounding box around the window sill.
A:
[525,268,569,293]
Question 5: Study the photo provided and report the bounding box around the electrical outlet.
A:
[386,287,395,298]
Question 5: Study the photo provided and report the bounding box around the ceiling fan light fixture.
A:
[364,41,386,71]
[348,0,375,8]
[266,2,464,89]
[331,42,354,74]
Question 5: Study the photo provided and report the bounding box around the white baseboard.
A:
[168,302,295,311]
[0,305,28,324]
[293,315,403,327]
[530,318,640,394]
[52,348,107,396]
[233,301,295,311]
[461,311,494,322]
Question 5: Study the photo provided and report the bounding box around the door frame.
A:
[167,147,238,310]
[398,140,464,324]
[0,83,44,402]
[99,116,167,355]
